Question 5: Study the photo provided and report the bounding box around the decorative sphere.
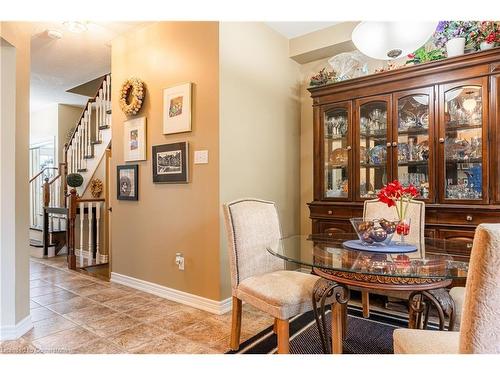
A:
[361,230,374,244]
[358,220,374,233]
[370,227,388,242]
[67,173,83,188]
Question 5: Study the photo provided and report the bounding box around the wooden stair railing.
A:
[67,188,106,270]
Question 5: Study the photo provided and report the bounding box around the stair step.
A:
[29,239,56,248]
[83,155,94,159]
[30,226,66,234]
[77,168,88,173]
[99,125,110,130]
[91,140,102,145]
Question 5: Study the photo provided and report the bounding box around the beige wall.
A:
[111,22,222,300]
[57,104,82,163]
[0,22,31,329]
[219,22,301,298]
[30,104,58,146]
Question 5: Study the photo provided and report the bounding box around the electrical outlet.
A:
[175,252,185,271]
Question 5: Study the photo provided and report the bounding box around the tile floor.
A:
[0,256,274,354]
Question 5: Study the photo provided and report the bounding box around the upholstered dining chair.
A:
[223,198,320,354]
[360,198,425,318]
[393,223,500,354]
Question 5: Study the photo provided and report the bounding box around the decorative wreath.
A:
[119,77,144,116]
[90,178,103,198]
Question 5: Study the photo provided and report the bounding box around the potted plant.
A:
[406,45,446,65]
[433,21,477,57]
[469,21,500,51]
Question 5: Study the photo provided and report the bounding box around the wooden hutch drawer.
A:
[317,220,354,236]
[309,205,355,218]
[437,211,500,226]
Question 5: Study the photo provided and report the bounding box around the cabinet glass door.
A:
[356,97,391,199]
[323,103,351,199]
[440,79,487,202]
[394,89,433,200]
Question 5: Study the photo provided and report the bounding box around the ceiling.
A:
[30,21,148,112]
[266,22,339,39]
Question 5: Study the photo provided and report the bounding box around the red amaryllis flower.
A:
[378,180,418,220]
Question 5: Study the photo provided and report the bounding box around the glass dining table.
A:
[266,234,469,354]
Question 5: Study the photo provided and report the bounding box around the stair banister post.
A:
[67,189,77,270]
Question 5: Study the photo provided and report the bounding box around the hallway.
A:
[0,257,273,354]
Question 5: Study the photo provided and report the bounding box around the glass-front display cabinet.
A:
[321,102,352,200]
[355,96,392,200]
[393,88,434,201]
[439,78,488,204]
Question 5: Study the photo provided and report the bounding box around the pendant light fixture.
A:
[351,22,439,60]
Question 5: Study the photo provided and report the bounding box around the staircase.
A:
[66,74,112,195]
[29,75,112,262]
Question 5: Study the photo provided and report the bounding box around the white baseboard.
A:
[110,272,231,315]
[76,249,108,264]
[0,315,33,341]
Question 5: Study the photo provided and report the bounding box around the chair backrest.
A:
[459,223,500,353]
[363,198,425,249]
[223,198,284,294]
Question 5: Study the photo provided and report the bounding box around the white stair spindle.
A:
[88,202,93,263]
[87,103,92,156]
[79,202,84,264]
[99,88,104,128]
[94,101,99,143]
[95,202,101,264]
[102,84,107,127]
[76,130,80,171]
[106,76,111,126]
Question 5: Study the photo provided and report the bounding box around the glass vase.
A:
[395,218,411,245]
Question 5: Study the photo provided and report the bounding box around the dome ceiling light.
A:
[351,21,439,60]
[63,21,88,33]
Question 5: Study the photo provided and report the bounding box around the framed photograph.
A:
[124,116,146,162]
[163,83,192,134]
[117,164,139,200]
[152,142,189,183]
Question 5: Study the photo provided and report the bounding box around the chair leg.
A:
[230,297,242,350]
[273,318,278,334]
[276,319,289,354]
[362,290,370,318]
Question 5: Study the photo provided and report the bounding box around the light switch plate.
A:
[194,150,209,164]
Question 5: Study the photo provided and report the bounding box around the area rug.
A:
[227,306,425,354]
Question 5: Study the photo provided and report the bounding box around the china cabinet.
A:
[308,48,500,260]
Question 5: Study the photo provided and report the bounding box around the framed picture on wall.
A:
[162,83,192,134]
[123,116,146,161]
[117,164,139,200]
[152,142,189,183]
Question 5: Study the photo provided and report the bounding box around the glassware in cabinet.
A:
[395,91,433,200]
[439,79,488,203]
[356,99,391,199]
[323,104,351,199]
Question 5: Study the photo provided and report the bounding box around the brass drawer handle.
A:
[346,146,352,151]
[327,210,333,215]
[392,142,398,147]
[439,138,445,143]
[328,232,333,237]
[466,215,473,222]
[386,142,391,147]
[467,243,473,249]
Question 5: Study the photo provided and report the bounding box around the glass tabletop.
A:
[266,234,469,280]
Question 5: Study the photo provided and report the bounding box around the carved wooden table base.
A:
[311,267,455,354]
